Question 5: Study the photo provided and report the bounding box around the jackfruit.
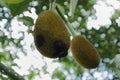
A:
[70,35,100,69]
[33,10,70,58]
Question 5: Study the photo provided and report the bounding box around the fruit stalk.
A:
[49,0,56,11]
[56,6,76,37]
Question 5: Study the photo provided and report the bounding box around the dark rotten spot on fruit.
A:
[35,35,45,47]
[53,40,68,58]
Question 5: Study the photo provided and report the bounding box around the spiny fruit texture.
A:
[71,35,100,69]
[33,10,70,58]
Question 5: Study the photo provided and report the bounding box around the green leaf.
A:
[52,69,65,80]
[0,0,6,7]
[3,0,24,4]
[56,0,66,5]
[18,16,34,26]
[78,0,96,10]
[70,0,78,16]
[6,0,32,16]
[35,0,49,15]
[56,3,65,15]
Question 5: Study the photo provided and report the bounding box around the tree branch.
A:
[0,62,25,80]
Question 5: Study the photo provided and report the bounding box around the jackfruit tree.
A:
[0,0,120,80]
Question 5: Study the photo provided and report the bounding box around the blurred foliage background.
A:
[0,0,120,80]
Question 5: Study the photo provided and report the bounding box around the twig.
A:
[0,62,25,80]
[56,6,76,36]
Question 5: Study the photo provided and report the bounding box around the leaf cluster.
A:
[0,0,120,80]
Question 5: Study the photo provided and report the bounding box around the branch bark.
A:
[0,62,25,80]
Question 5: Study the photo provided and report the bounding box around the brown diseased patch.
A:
[53,40,68,58]
[35,35,45,47]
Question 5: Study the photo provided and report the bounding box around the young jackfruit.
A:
[33,10,70,58]
[70,35,100,69]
